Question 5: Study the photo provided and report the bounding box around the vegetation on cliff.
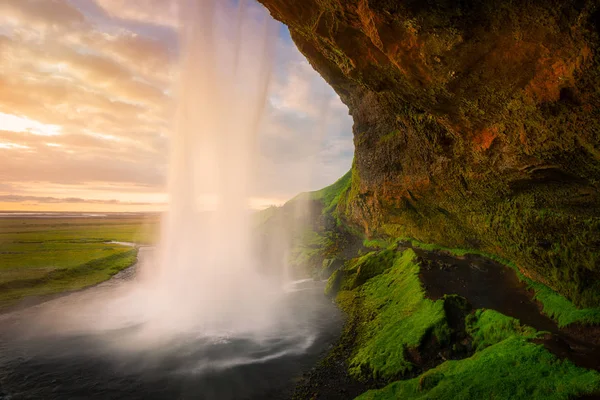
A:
[258,0,600,307]
[410,239,600,327]
[329,246,600,400]
[307,168,600,328]
[357,336,600,400]
[257,174,600,399]
[255,1,600,395]
[336,249,449,380]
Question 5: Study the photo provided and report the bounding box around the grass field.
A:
[0,214,160,309]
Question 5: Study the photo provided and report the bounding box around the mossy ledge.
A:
[258,0,600,307]
[286,171,600,329]
[305,241,600,399]
[257,174,600,399]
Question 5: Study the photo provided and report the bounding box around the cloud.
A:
[92,0,177,27]
[0,0,87,30]
[1,144,166,186]
[39,43,169,108]
[0,0,354,210]
[0,75,166,149]
[0,194,158,206]
[0,33,170,147]
[271,60,333,117]
[252,32,354,199]
[89,31,175,85]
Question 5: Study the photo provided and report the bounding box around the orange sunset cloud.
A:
[0,0,353,212]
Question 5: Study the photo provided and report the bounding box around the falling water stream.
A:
[139,0,288,338]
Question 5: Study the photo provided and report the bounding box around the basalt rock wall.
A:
[258,0,600,307]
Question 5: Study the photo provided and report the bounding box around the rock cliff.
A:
[258,0,600,307]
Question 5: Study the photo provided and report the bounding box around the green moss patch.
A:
[311,169,352,214]
[358,310,600,400]
[529,280,600,328]
[332,249,450,380]
[356,336,600,400]
[466,309,538,351]
[326,242,600,400]
[362,238,395,249]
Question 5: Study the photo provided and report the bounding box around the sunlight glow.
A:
[0,142,29,149]
[0,112,62,136]
[85,130,121,142]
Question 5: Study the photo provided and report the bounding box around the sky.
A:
[0,0,354,212]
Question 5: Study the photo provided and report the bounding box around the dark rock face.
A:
[258,0,600,307]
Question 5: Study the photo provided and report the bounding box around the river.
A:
[0,248,342,400]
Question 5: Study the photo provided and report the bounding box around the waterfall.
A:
[141,0,282,336]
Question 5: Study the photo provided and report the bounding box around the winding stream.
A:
[414,245,600,372]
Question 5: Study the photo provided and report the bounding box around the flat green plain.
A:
[0,215,159,309]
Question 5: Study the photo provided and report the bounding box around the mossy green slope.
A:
[466,309,538,351]
[327,247,600,399]
[341,249,448,380]
[311,170,352,214]
[357,336,600,400]
[297,171,600,328]
[319,169,600,328]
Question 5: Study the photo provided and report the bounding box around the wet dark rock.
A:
[321,258,345,280]
[415,246,600,372]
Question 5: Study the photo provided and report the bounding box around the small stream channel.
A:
[412,244,600,372]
